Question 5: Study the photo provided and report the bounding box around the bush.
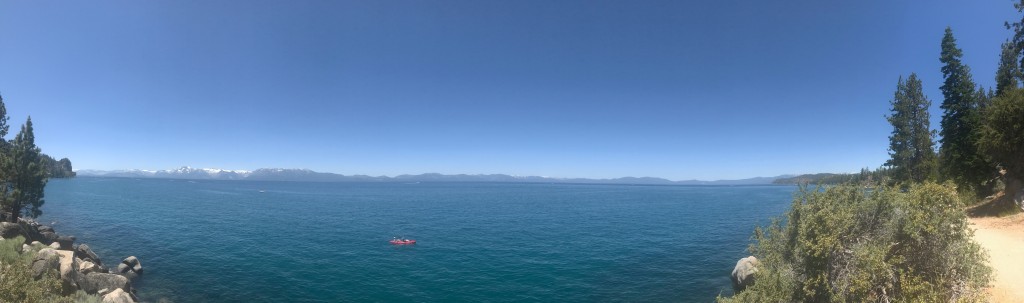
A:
[0,237,101,303]
[719,183,990,302]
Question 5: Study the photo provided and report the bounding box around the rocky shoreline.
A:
[1,219,144,302]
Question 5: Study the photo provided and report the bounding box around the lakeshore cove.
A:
[42,177,794,302]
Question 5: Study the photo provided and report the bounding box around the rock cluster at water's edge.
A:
[0,218,144,302]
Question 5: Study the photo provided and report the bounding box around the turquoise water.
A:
[41,178,794,302]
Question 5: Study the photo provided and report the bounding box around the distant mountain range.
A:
[76,166,794,185]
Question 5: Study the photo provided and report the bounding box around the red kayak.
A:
[390,239,416,245]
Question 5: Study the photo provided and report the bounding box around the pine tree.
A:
[979,89,1024,208]
[977,87,991,110]
[996,41,1021,96]
[938,27,991,195]
[885,74,937,184]
[0,95,10,221]
[1008,0,1024,72]
[2,117,47,222]
[0,94,9,141]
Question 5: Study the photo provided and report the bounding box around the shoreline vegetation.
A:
[720,2,1024,302]
[0,95,143,302]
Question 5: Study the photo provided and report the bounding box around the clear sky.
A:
[0,1,1018,180]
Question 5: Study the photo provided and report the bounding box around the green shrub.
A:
[0,236,101,303]
[719,183,991,302]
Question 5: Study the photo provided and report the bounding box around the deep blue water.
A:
[40,178,794,302]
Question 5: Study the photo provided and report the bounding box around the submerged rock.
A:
[731,256,759,292]
[118,256,142,275]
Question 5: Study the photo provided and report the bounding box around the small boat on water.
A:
[389,238,416,245]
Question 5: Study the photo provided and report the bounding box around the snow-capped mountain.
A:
[76,166,789,185]
[79,166,252,180]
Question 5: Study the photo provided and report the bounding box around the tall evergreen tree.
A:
[2,117,47,222]
[1008,0,1024,72]
[937,27,990,195]
[885,74,936,184]
[0,93,9,141]
[977,87,992,110]
[0,95,10,221]
[996,41,1021,96]
[979,89,1024,211]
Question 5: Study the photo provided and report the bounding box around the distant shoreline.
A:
[71,174,797,187]
[75,167,794,186]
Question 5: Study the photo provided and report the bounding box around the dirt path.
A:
[970,214,1024,302]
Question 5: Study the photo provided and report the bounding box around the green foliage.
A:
[0,94,9,140]
[0,117,49,221]
[1008,0,1024,73]
[773,167,891,186]
[886,74,937,184]
[996,41,1021,96]
[719,183,991,303]
[0,237,85,303]
[938,27,993,197]
[65,291,103,303]
[979,89,1024,179]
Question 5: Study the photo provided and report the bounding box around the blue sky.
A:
[0,1,1017,180]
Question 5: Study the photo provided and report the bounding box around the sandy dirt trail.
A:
[970,214,1024,303]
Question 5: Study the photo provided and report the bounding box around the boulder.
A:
[76,244,103,266]
[19,220,43,243]
[56,250,79,294]
[0,222,23,239]
[40,231,58,244]
[102,288,134,303]
[49,242,61,250]
[36,248,58,261]
[78,273,130,294]
[79,260,100,275]
[731,256,760,292]
[120,271,140,283]
[55,235,76,250]
[38,225,54,233]
[118,256,142,275]
[31,248,60,280]
[21,243,29,254]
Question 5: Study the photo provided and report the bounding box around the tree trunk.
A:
[7,205,18,223]
[1007,175,1024,211]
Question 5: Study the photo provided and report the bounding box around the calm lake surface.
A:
[41,178,794,302]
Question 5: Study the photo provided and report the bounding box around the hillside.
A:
[78,166,790,186]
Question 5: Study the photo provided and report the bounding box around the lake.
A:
[41,178,794,302]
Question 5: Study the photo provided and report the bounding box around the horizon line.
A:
[71,166,864,182]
